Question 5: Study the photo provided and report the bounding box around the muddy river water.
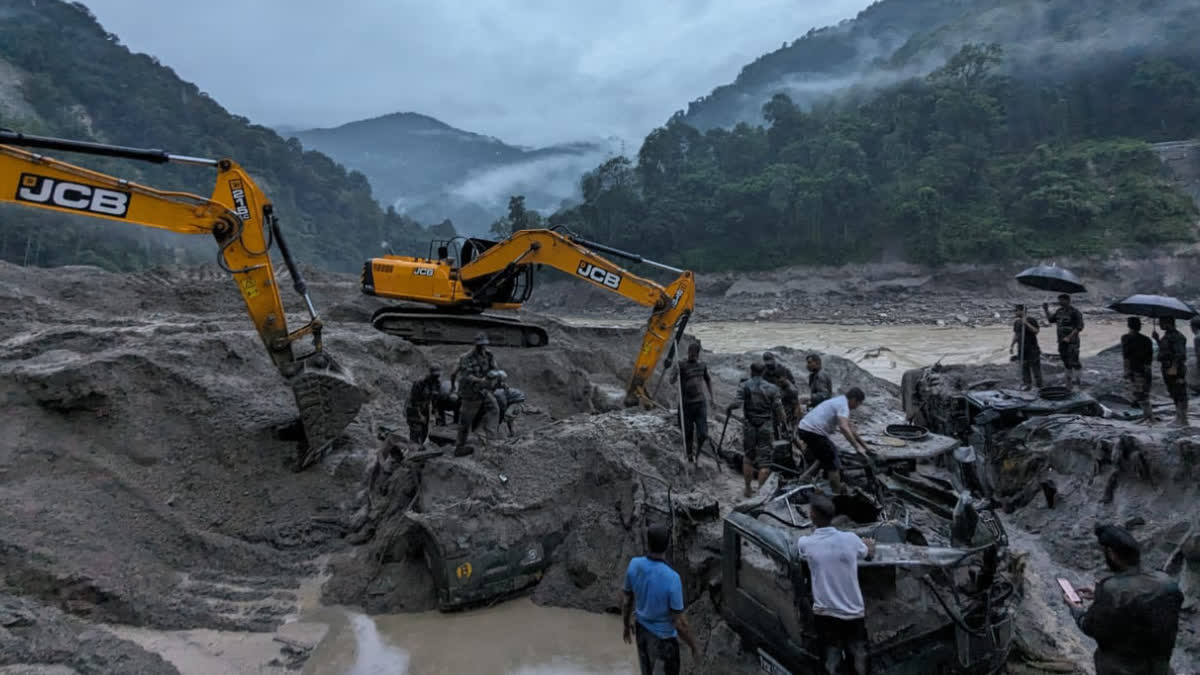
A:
[119,319,1129,674]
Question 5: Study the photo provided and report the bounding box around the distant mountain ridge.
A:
[293,113,612,233]
[0,0,436,272]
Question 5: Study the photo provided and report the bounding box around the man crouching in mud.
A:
[622,524,698,675]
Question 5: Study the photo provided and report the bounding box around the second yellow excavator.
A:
[0,130,364,468]
[361,228,695,405]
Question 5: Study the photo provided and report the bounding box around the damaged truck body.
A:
[720,482,1014,675]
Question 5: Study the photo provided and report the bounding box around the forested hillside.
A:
[0,0,437,272]
[552,0,1200,269]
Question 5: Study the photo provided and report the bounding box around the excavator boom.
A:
[364,229,694,405]
[0,130,363,467]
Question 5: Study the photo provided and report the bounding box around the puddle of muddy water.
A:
[303,598,634,675]
[562,318,1128,383]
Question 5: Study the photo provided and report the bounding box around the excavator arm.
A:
[459,229,695,405]
[0,131,363,467]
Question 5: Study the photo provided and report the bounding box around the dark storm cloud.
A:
[82,0,867,145]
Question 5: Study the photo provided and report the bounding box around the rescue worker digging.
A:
[453,332,501,455]
[405,365,443,444]
[1066,524,1183,675]
[727,362,785,498]
[670,343,714,462]
[1153,317,1189,427]
[796,388,871,495]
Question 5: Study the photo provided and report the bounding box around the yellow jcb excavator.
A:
[0,130,363,468]
[361,229,695,405]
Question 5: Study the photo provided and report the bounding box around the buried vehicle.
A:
[720,482,1013,675]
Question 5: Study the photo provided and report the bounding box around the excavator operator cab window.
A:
[437,245,449,260]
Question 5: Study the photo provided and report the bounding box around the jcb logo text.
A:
[577,262,621,290]
[16,173,129,217]
[412,267,435,277]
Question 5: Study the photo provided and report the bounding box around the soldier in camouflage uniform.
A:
[1153,317,1189,427]
[1067,525,1182,675]
[727,362,785,498]
[405,365,443,444]
[762,352,799,431]
[453,333,500,455]
[1044,294,1084,389]
[804,354,834,410]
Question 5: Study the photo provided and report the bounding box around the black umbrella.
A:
[1109,294,1198,320]
[1015,265,1087,294]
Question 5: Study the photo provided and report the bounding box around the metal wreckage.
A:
[398,395,1019,675]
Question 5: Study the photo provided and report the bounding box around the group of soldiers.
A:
[673,345,859,498]
[404,332,525,456]
[1012,294,1197,426]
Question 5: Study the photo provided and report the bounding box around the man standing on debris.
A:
[763,352,800,430]
[1044,294,1084,388]
[1121,317,1155,423]
[453,332,500,455]
[797,494,875,675]
[1010,304,1043,390]
[796,388,871,495]
[803,354,834,411]
[1152,317,1189,426]
[405,365,443,444]
[669,342,714,461]
[727,362,786,498]
[1066,524,1182,675]
[622,523,698,675]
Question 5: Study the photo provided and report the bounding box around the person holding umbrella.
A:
[1010,304,1043,390]
[1044,294,1085,389]
[1153,317,1189,426]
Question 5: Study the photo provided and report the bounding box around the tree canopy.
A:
[552,43,1199,269]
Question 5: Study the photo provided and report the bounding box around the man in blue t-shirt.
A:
[622,524,698,675]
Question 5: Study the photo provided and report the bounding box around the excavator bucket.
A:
[289,353,365,470]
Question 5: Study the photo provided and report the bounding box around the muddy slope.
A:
[0,260,685,670]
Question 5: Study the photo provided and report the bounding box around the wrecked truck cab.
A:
[720,506,1013,675]
[416,522,563,611]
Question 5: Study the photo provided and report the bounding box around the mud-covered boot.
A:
[1176,402,1190,427]
[1141,401,1155,424]
[453,443,475,457]
[1063,370,1073,391]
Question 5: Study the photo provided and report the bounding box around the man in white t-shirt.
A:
[795,387,870,494]
[797,494,875,675]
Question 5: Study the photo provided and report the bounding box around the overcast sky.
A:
[83,0,867,147]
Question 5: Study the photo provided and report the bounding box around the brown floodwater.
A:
[302,599,634,675]
[565,318,1128,383]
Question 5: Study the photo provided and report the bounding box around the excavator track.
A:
[371,306,549,348]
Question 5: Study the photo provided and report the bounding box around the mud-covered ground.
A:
[2,259,1198,674]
